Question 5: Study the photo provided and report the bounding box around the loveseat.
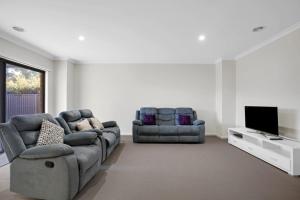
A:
[133,107,205,143]
[57,109,120,160]
[0,111,120,200]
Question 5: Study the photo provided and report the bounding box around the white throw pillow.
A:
[76,119,93,131]
[89,117,104,129]
[37,120,64,146]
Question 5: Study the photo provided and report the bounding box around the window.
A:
[0,59,45,122]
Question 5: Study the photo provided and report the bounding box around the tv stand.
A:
[228,128,300,176]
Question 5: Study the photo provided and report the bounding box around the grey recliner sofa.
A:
[0,113,103,200]
[133,107,205,143]
[56,109,120,161]
[0,110,120,200]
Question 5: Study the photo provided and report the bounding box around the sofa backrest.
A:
[137,107,197,125]
[157,108,176,125]
[11,113,58,148]
[0,113,57,162]
[59,109,94,134]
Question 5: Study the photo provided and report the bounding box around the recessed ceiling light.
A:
[12,26,25,32]
[198,34,206,41]
[252,26,265,32]
[78,35,85,41]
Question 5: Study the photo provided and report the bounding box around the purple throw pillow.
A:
[143,114,156,125]
[179,115,191,125]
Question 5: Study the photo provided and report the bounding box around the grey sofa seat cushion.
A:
[20,144,74,159]
[72,145,101,174]
[102,132,117,146]
[64,132,98,146]
[177,126,201,136]
[103,127,120,138]
[138,126,159,136]
[158,126,178,136]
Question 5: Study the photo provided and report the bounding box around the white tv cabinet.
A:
[228,128,300,176]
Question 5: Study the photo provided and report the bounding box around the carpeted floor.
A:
[1,136,300,200]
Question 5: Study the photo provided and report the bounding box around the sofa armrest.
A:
[102,121,118,128]
[77,128,103,136]
[19,144,74,159]
[193,120,205,126]
[64,132,98,146]
[11,153,79,199]
[133,120,143,126]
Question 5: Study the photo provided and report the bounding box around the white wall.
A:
[73,64,217,134]
[215,60,236,138]
[0,37,55,114]
[53,60,76,115]
[236,28,300,140]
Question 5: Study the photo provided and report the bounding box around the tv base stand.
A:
[228,128,300,176]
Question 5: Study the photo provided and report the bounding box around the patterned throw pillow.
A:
[37,120,64,146]
[89,117,104,129]
[76,119,93,131]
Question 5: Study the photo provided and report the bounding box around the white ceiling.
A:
[0,0,300,64]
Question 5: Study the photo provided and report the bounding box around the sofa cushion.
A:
[79,109,94,118]
[158,126,178,136]
[11,113,58,147]
[72,145,101,174]
[175,108,194,125]
[102,132,117,146]
[19,131,40,146]
[60,110,81,122]
[37,120,64,146]
[143,114,156,125]
[76,119,93,131]
[68,120,82,132]
[177,125,201,136]
[64,132,98,146]
[140,107,157,123]
[138,126,159,136]
[89,118,104,129]
[158,108,175,115]
[178,115,192,125]
[103,127,121,138]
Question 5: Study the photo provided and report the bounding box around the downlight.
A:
[12,26,25,32]
[252,26,265,32]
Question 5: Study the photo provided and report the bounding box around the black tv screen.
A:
[245,106,278,135]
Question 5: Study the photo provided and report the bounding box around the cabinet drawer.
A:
[264,154,290,171]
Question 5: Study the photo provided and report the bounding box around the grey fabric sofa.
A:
[0,113,103,200]
[56,109,120,161]
[133,107,205,143]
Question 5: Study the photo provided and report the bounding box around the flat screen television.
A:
[245,106,278,135]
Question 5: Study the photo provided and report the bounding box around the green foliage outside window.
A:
[6,65,41,94]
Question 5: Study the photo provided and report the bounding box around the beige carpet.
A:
[1,136,300,200]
